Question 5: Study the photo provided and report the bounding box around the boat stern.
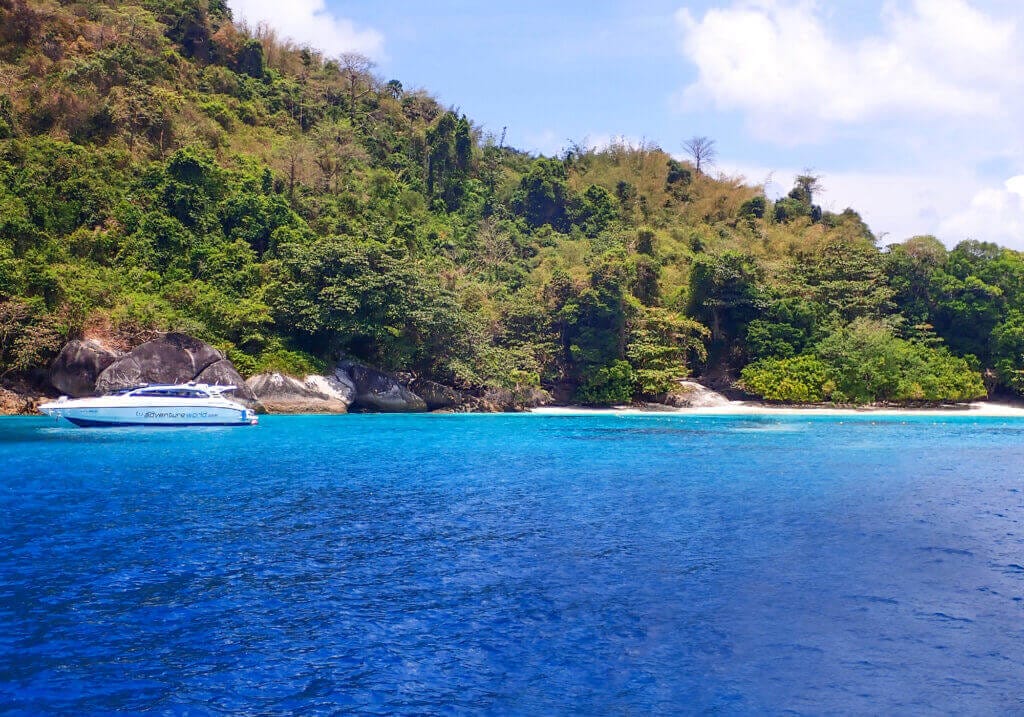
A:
[38,396,69,419]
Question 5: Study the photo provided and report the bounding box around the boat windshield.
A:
[110,385,147,395]
[133,388,210,399]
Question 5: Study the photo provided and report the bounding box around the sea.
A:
[1,413,1023,714]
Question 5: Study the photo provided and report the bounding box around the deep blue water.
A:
[1,413,1023,714]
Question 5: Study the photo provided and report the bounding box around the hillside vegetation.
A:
[2,0,1022,404]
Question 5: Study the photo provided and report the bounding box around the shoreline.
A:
[9,401,1024,419]
[528,401,1024,417]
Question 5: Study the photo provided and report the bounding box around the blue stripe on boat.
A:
[64,417,249,428]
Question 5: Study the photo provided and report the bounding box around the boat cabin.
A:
[130,386,211,399]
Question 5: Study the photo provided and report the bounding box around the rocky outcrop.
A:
[246,372,353,413]
[317,368,358,405]
[340,361,427,412]
[44,333,565,415]
[94,333,224,394]
[517,386,553,409]
[461,385,552,412]
[0,386,34,415]
[402,377,553,413]
[409,378,464,411]
[49,339,121,397]
[0,374,57,415]
[195,359,261,409]
[248,361,551,414]
[50,333,255,401]
[660,380,732,408]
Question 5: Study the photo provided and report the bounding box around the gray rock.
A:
[95,333,224,394]
[410,378,464,411]
[0,385,36,415]
[49,339,122,397]
[517,386,553,409]
[661,380,732,408]
[329,367,357,404]
[246,372,351,413]
[93,355,145,395]
[306,373,356,408]
[195,359,262,410]
[474,385,552,412]
[339,361,427,412]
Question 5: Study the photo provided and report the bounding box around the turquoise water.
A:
[1,413,1023,714]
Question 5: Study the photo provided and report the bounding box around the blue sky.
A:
[229,0,1024,248]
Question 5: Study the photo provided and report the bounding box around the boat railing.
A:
[107,383,238,396]
[198,384,238,395]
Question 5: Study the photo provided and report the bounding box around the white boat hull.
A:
[39,383,259,428]
[41,403,256,427]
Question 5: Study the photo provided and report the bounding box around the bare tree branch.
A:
[683,136,716,175]
[338,52,376,122]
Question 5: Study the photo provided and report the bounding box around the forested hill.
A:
[1,0,1023,405]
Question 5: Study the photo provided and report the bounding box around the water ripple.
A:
[1,414,1023,713]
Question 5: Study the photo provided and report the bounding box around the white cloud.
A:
[228,0,383,58]
[939,176,1024,249]
[523,129,566,156]
[676,0,1021,139]
[676,2,1024,249]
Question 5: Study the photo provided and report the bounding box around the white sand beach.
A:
[529,402,1024,417]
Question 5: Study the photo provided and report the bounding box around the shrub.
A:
[253,342,326,377]
[741,321,986,404]
[739,355,832,403]
[815,319,985,403]
[223,345,258,377]
[574,360,634,405]
[199,99,234,129]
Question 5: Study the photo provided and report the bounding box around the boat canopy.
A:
[115,383,238,399]
[132,387,210,399]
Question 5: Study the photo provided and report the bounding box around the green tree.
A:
[992,310,1024,393]
[425,111,473,209]
[791,238,894,322]
[744,296,821,360]
[885,235,947,326]
[575,360,634,405]
[267,236,463,371]
[512,158,571,232]
[626,306,708,396]
[687,251,761,365]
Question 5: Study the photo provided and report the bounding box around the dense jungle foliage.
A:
[1,0,1020,404]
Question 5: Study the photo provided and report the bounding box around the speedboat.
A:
[38,383,259,427]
